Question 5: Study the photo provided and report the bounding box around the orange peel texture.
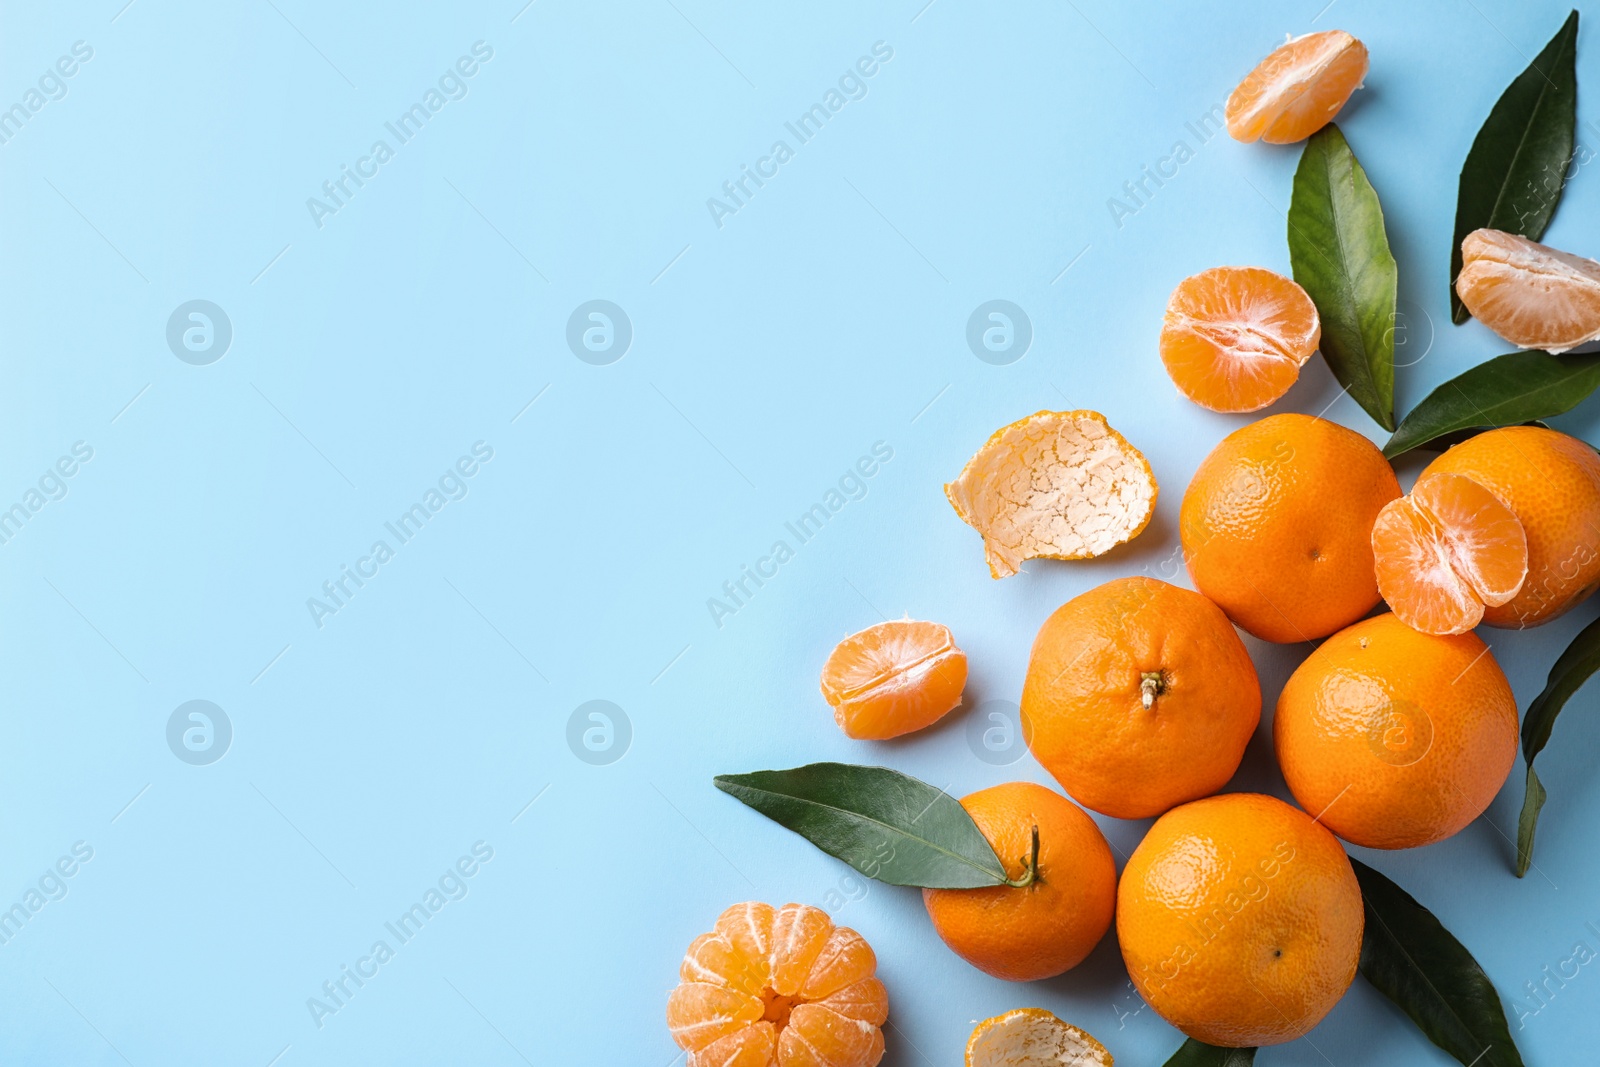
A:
[945,410,1158,579]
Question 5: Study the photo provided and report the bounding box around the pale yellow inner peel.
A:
[945,410,1158,579]
[966,1008,1114,1067]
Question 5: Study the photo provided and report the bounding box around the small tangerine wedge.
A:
[819,619,968,740]
[1021,576,1261,819]
[922,782,1116,982]
[1117,793,1364,1047]
[1160,266,1321,412]
[1422,425,1600,627]
[1274,613,1518,850]
[965,1009,1112,1067]
[1456,229,1600,352]
[1225,30,1369,144]
[668,902,887,1067]
[1372,472,1528,635]
[945,410,1158,579]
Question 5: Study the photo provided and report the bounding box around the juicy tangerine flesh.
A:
[1226,30,1369,144]
[1160,266,1321,413]
[1117,793,1364,1047]
[1274,613,1519,850]
[1422,426,1600,628]
[668,902,887,1067]
[922,782,1117,982]
[1021,576,1261,819]
[819,620,967,740]
[1456,229,1600,353]
[1372,472,1527,635]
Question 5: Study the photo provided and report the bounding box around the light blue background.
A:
[0,0,1597,1063]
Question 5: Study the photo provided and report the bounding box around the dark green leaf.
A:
[1353,859,1524,1067]
[1451,10,1579,323]
[1383,351,1600,457]
[1402,421,1551,454]
[1289,124,1399,431]
[1162,1038,1256,1066]
[1516,611,1600,875]
[1516,767,1548,879]
[713,763,1009,888]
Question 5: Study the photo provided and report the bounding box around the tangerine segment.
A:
[1226,30,1368,144]
[1372,473,1528,636]
[668,903,885,1067]
[964,1008,1112,1067]
[1456,229,1600,352]
[945,410,1158,579]
[820,620,968,740]
[1422,426,1600,627]
[1160,266,1321,412]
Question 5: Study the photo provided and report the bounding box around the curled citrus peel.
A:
[1455,228,1600,353]
[965,1008,1113,1067]
[1372,472,1528,636]
[945,410,1158,579]
[1225,30,1369,144]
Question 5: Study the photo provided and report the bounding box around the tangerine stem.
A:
[1004,825,1041,888]
[1141,671,1165,709]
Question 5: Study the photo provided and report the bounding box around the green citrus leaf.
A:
[1516,611,1600,876]
[1162,1038,1256,1066]
[1450,10,1579,323]
[1289,124,1398,431]
[1353,859,1525,1067]
[713,763,1009,888]
[1383,351,1600,457]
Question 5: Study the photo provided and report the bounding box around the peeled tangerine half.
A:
[1372,472,1528,636]
[945,410,1157,579]
[1160,266,1321,412]
[820,620,967,740]
[667,902,887,1067]
[965,1009,1112,1067]
[1456,229,1600,353]
[1226,30,1369,144]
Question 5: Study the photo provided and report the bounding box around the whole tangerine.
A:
[1180,413,1400,643]
[1117,793,1363,1047]
[1274,613,1518,850]
[922,781,1116,982]
[1022,576,1260,819]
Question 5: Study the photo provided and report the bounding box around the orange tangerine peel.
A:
[965,1009,1113,1067]
[945,410,1158,579]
